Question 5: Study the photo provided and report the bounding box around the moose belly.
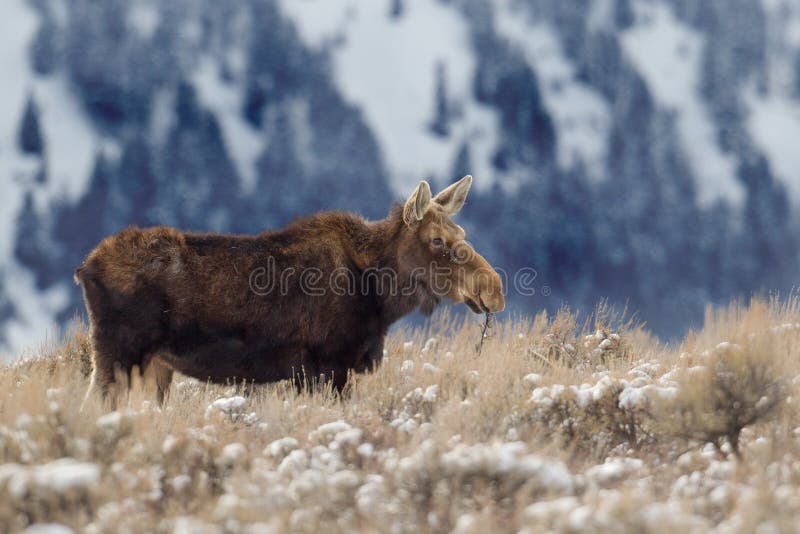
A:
[158,323,382,387]
[158,338,288,384]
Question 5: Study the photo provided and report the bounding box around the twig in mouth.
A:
[476,312,494,356]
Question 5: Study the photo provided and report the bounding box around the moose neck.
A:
[359,205,437,326]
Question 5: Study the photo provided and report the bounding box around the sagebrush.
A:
[1,300,799,533]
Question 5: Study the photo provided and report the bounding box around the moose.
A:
[76,175,504,406]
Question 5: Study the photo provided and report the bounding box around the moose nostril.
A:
[470,269,504,312]
[480,291,505,312]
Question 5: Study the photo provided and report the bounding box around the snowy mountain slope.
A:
[0,0,91,354]
[620,2,741,206]
[494,2,611,182]
[0,0,40,260]
[746,91,800,201]
[278,0,501,194]
[279,0,798,205]
[1,1,97,250]
[748,0,800,200]
[0,0,397,354]
[192,57,264,192]
[34,77,98,203]
[2,0,800,353]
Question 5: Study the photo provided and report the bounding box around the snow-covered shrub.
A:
[0,459,100,529]
[582,328,627,366]
[2,299,800,530]
[657,337,789,459]
[205,396,258,425]
[527,375,654,454]
[528,308,582,366]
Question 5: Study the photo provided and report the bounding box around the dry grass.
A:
[1,300,800,533]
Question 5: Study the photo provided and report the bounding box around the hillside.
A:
[1,300,799,531]
[3,0,800,352]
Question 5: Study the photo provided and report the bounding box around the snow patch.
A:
[0,1,98,356]
[2,262,68,357]
[2,459,100,498]
[441,441,574,492]
[127,3,160,40]
[192,57,264,192]
[208,395,247,414]
[0,0,40,260]
[35,75,97,202]
[746,90,800,201]
[621,2,742,207]
[219,442,248,466]
[22,525,75,534]
[96,409,137,437]
[308,420,354,443]
[265,437,300,459]
[278,0,500,194]
[205,395,257,424]
[585,457,643,485]
[496,5,611,181]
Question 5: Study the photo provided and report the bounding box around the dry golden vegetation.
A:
[1,299,800,533]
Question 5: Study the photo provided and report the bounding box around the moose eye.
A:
[432,237,445,248]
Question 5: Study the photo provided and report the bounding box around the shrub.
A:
[657,337,789,459]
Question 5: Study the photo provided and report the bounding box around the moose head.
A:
[398,175,505,315]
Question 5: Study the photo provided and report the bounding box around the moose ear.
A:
[433,175,472,215]
[403,181,432,225]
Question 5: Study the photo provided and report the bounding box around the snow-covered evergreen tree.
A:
[18,94,44,156]
[53,152,114,273]
[429,62,451,138]
[116,133,158,228]
[0,273,13,344]
[305,81,393,219]
[389,0,404,19]
[737,153,794,290]
[243,0,313,128]
[251,104,309,229]
[65,0,160,130]
[29,7,60,75]
[14,193,58,290]
[160,81,240,231]
[451,141,472,180]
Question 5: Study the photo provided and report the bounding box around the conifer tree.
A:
[18,94,44,156]
[429,62,450,137]
[14,192,56,289]
[389,0,404,19]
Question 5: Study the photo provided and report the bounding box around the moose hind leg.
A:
[363,335,386,371]
[142,356,174,405]
[81,351,117,411]
[83,349,125,411]
[82,331,146,410]
[338,336,386,394]
[79,276,164,410]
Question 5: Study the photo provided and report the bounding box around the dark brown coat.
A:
[77,176,504,405]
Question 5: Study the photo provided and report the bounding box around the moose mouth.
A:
[464,295,490,314]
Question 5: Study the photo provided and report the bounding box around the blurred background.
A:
[1,0,800,353]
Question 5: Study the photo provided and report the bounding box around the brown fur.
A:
[77,177,504,406]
